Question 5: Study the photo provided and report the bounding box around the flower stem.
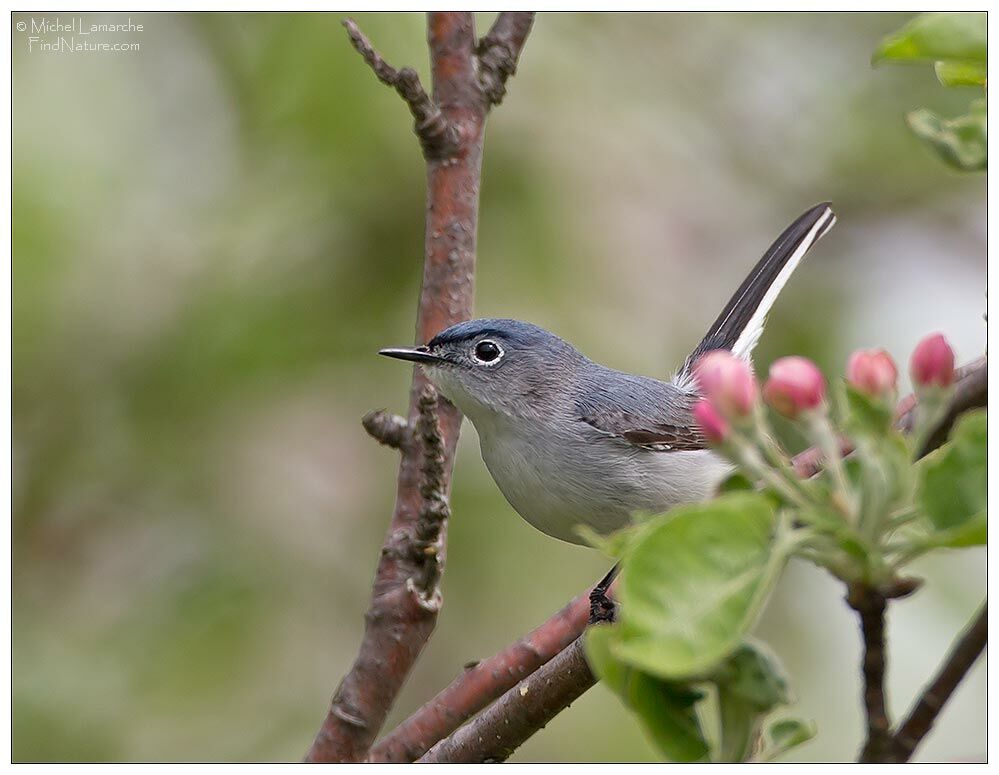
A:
[909,387,952,457]
[727,434,810,510]
[807,408,856,521]
[750,416,815,502]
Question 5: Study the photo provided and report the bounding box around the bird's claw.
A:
[588,585,616,624]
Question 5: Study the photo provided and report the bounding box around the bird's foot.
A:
[588,584,616,624]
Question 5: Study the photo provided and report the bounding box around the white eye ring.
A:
[472,339,504,365]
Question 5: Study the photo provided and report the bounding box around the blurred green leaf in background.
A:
[874,12,987,171]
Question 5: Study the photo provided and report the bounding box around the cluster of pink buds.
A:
[692,349,830,443]
[692,333,956,444]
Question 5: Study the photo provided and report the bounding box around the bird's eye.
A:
[473,340,502,363]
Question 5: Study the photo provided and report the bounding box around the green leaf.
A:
[573,523,643,560]
[585,626,710,763]
[916,410,986,533]
[626,672,710,763]
[712,642,791,762]
[716,691,758,763]
[585,625,631,694]
[907,103,987,172]
[612,493,785,679]
[757,718,817,762]
[874,12,986,64]
[719,472,755,494]
[711,640,790,711]
[921,512,987,548]
[935,60,987,87]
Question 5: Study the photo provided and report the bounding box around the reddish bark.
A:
[889,602,987,762]
[418,637,596,763]
[305,13,535,763]
[369,590,590,762]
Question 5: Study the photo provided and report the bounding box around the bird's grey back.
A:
[571,361,705,451]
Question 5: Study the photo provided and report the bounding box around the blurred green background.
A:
[12,12,986,763]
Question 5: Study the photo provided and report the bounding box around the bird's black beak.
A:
[378,346,445,365]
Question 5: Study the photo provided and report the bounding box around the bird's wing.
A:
[575,372,706,452]
[579,408,707,452]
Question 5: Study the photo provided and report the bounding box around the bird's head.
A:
[379,319,581,420]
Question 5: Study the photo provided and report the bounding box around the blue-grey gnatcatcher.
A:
[380,203,836,550]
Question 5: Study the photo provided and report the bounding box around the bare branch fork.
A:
[305,12,535,763]
[847,587,989,764]
[342,13,534,158]
[855,595,988,763]
[369,589,591,762]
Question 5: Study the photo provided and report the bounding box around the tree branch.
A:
[477,12,536,106]
[306,384,454,763]
[888,602,987,762]
[342,17,459,159]
[369,589,590,762]
[306,12,497,762]
[846,584,892,762]
[904,355,988,458]
[418,637,596,763]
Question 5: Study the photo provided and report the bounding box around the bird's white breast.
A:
[472,410,731,545]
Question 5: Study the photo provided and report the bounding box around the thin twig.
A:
[342,18,459,158]
[362,409,410,450]
[477,12,536,106]
[889,602,988,762]
[846,584,892,762]
[418,637,596,763]
[412,386,449,599]
[369,590,590,762]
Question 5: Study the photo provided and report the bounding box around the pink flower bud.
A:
[910,333,955,389]
[692,350,758,419]
[763,356,826,418]
[846,348,898,397]
[693,398,730,444]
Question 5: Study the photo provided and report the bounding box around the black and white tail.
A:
[682,202,836,374]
